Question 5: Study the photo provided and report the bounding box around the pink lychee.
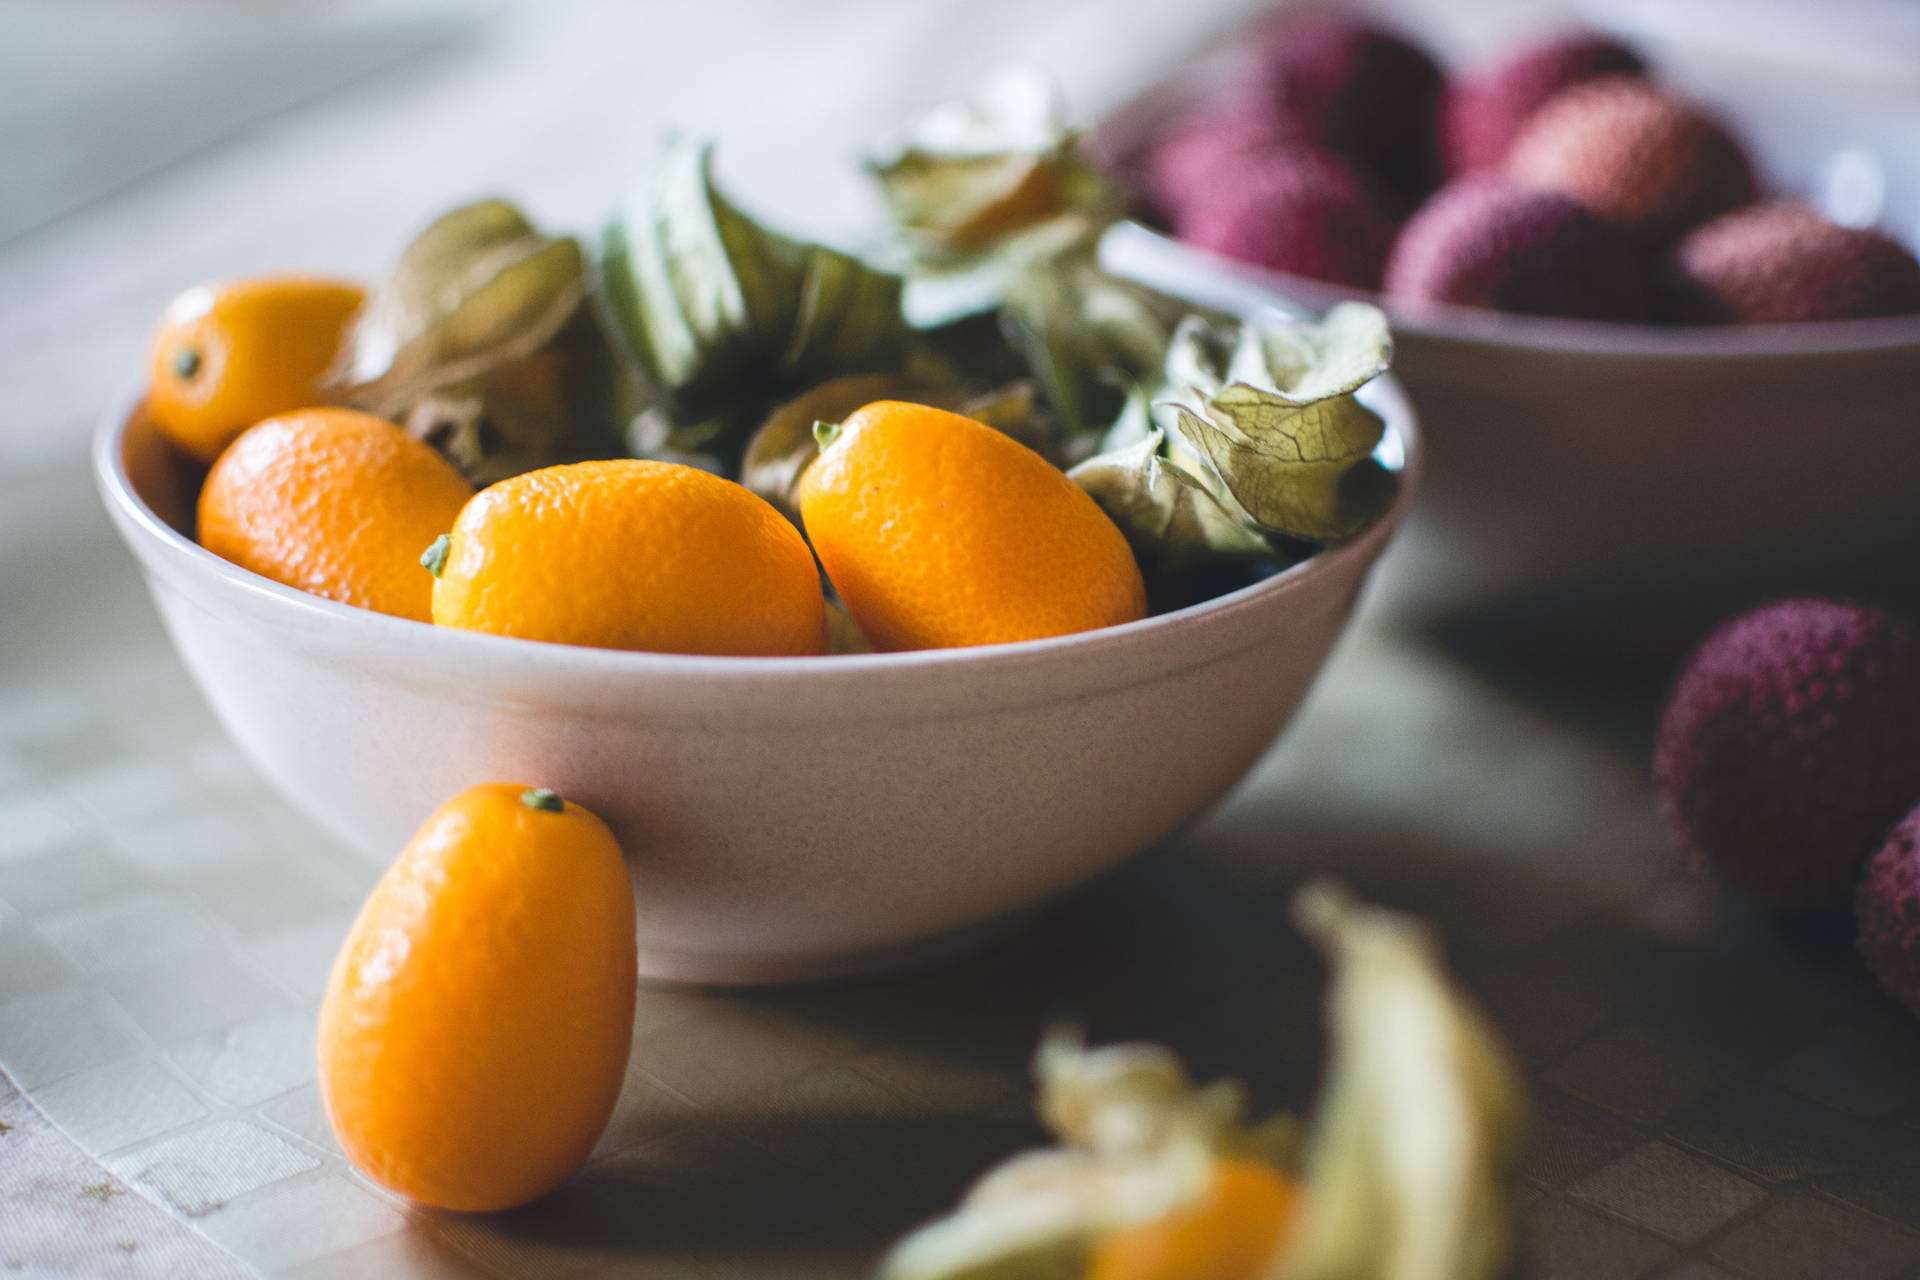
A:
[1246,13,1445,207]
[1146,103,1304,220]
[1384,178,1653,320]
[1654,599,1920,911]
[1442,32,1647,175]
[1505,77,1756,242]
[1664,201,1920,324]
[1174,142,1394,289]
[1859,804,1920,1018]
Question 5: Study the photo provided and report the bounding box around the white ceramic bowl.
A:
[1105,223,1920,619]
[95,390,1418,985]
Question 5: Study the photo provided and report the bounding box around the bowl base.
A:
[634,905,1043,987]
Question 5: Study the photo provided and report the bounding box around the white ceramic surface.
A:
[1106,223,1920,614]
[95,390,1418,985]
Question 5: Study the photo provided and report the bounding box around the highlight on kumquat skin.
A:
[147,275,365,464]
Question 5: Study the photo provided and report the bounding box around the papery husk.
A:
[878,1029,1237,1280]
[600,140,909,469]
[1069,304,1397,569]
[1068,400,1272,571]
[875,884,1521,1280]
[871,67,1128,330]
[997,245,1193,441]
[328,198,623,485]
[824,601,874,655]
[1274,882,1523,1280]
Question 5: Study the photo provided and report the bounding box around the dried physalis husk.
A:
[872,68,1128,329]
[600,139,908,464]
[997,246,1194,442]
[878,1029,1242,1280]
[876,882,1521,1280]
[1069,304,1397,571]
[1069,398,1275,572]
[328,198,622,486]
[1278,882,1524,1280]
[824,601,874,655]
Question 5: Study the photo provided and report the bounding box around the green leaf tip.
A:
[171,348,202,380]
[520,787,564,813]
[812,420,843,451]
[420,534,451,577]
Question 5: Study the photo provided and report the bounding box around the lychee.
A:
[1654,599,1920,911]
[1505,77,1756,242]
[1174,143,1394,289]
[1246,13,1445,207]
[1859,804,1920,1017]
[1442,32,1647,175]
[1383,178,1653,320]
[1664,201,1920,323]
[1146,102,1303,220]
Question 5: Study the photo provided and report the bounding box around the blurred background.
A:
[5,0,1919,472]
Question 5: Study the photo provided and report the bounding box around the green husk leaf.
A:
[600,141,791,397]
[997,247,1188,440]
[1275,882,1524,1280]
[599,140,907,472]
[1069,304,1397,567]
[329,198,623,486]
[782,243,910,380]
[871,68,1127,328]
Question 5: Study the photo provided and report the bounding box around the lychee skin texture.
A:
[1248,14,1445,207]
[1147,103,1303,221]
[1664,202,1920,324]
[1505,77,1756,242]
[1859,805,1920,1018]
[1442,32,1646,175]
[1384,178,1653,320]
[1654,599,1920,912]
[1175,144,1394,289]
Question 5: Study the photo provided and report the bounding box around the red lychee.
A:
[1505,77,1756,242]
[1859,804,1920,1017]
[1664,202,1920,324]
[1654,599,1920,912]
[1383,178,1653,320]
[1442,32,1647,175]
[1174,143,1394,289]
[1246,13,1445,207]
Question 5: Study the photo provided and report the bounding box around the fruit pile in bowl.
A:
[97,95,1416,983]
[1096,9,1920,621]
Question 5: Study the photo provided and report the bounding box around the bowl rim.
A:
[1102,220,1920,360]
[93,380,1422,685]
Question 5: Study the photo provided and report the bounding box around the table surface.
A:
[7,2,1920,1278]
